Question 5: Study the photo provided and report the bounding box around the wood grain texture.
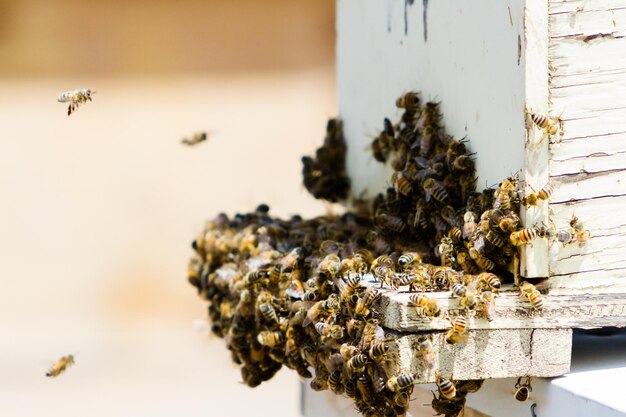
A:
[546,0,626,290]
[378,291,626,331]
[394,328,572,383]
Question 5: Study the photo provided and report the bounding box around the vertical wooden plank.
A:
[521,0,550,279]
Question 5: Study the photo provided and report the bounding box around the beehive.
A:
[336,0,626,381]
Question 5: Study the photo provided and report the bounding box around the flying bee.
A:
[181,132,209,146]
[386,373,417,392]
[416,335,436,369]
[431,392,466,417]
[514,377,533,401]
[409,293,441,317]
[398,252,421,269]
[58,88,95,116]
[256,330,285,347]
[510,228,539,246]
[46,354,75,378]
[435,371,457,399]
[446,314,468,344]
[423,178,449,204]
[346,354,369,372]
[396,91,421,110]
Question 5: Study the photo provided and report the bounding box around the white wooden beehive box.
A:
[332,0,626,383]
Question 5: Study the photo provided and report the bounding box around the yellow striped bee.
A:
[514,377,532,401]
[409,293,441,317]
[398,252,421,269]
[46,354,75,377]
[392,172,413,196]
[528,111,562,138]
[256,330,285,347]
[346,354,368,372]
[423,178,449,204]
[181,132,209,146]
[446,314,468,344]
[523,183,553,206]
[58,88,95,116]
[509,228,539,246]
[416,335,436,369]
[386,373,417,392]
[570,215,591,247]
[519,281,544,311]
[396,91,421,110]
[435,371,456,399]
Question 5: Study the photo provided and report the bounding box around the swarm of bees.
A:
[58,88,95,116]
[301,119,351,202]
[189,92,590,417]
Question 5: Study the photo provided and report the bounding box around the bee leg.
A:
[67,104,73,116]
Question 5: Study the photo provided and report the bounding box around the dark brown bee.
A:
[423,178,449,204]
[327,369,344,393]
[396,91,421,110]
[258,302,278,324]
[393,172,413,196]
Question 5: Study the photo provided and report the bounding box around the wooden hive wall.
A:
[546,0,626,294]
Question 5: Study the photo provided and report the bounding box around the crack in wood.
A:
[549,265,626,277]
[551,167,626,182]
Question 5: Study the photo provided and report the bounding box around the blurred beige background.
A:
[0,1,335,416]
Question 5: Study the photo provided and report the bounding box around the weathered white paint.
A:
[337,0,526,199]
[546,0,626,290]
[521,0,550,278]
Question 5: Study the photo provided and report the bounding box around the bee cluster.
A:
[301,119,351,202]
[188,92,583,416]
[188,206,489,417]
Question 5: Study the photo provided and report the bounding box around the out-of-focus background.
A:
[0,1,335,416]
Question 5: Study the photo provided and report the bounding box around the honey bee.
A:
[435,371,457,399]
[396,91,421,110]
[448,227,463,243]
[468,248,495,271]
[423,178,449,204]
[514,377,532,401]
[386,373,417,392]
[392,172,413,196]
[46,354,75,377]
[478,272,501,294]
[398,252,421,269]
[431,391,466,417]
[181,132,209,146]
[409,293,441,317]
[485,230,506,247]
[354,288,380,318]
[480,291,496,321]
[456,379,484,394]
[528,111,562,137]
[245,269,270,286]
[523,183,553,206]
[446,314,468,344]
[519,282,544,311]
[257,302,279,324]
[435,237,454,266]
[327,369,344,393]
[318,254,342,276]
[340,343,359,361]
[416,335,436,369]
[257,330,285,347]
[509,228,539,246]
[570,215,591,246]
[451,155,475,172]
[346,354,369,372]
[462,211,477,239]
[304,293,341,325]
[57,88,95,116]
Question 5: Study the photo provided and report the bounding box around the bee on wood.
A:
[446,314,468,345]
[519,281,544,311]
[523,183,553,206]
[58,88,95,116]
[416,335,436,369]
[409,293,441,317]
[479,291,496,321]
[514,377,533,402]
[46,354,75,377]
[435,371,457,399]
[478,272,501,294]
[528,110,563,140]
[181,132,209,146]
[510,227,539,246]
[396,91,421,110]
[570,215,591,246]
